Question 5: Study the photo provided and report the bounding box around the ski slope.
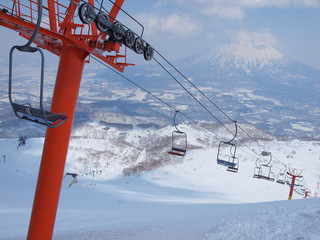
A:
[0,131,320,239]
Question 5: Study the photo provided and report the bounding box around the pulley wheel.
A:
[96,13,109,32]
[144,45,154,61]
[134,37,145,54]
[125,30,135,48]
[79,3,95,24]
[113,22,123,41]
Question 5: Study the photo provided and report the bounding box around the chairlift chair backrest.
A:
[253,156,275,181]
[168,111,187,157]
[276,163,287,184]
[276,173,286,184]
[216,121,239,172]
[8,0,67,128]
[260,164,275,181]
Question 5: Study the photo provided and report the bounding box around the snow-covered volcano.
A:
[193,43,284,71]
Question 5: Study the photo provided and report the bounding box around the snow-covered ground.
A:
[0,126,320,239]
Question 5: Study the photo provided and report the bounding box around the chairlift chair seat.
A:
[276,179,285,184]
[217,158,236,168]
[168,147,186,157]
[260,175,275,182]
[253,174,261,179]
[227,166,238,173]
[12,103,67,127]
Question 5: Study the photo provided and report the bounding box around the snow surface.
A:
[0,130,320,239]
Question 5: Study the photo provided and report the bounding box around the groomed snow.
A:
[0,134,319,239]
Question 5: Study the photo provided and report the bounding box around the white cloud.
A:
[240,0,320,8]
[202,5,244,20]
[235,29,279,47]
[154,0,170,8]
[137,13,201,37]
[167,0,320,20]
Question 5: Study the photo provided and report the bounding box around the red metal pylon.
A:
[304,189,311,199]
[0,0,131,239]
[287,167,303,200]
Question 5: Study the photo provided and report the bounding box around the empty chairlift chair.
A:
[253,151,275,182]
[168,111,187,157]
[253,159,262,179]
[8,2,67,128]
[217,121,239,173]
[276,163,287,184]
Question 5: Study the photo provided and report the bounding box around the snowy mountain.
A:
[192,43,284,72]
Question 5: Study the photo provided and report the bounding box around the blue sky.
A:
[123,0,320,69]
[0,0,319,70]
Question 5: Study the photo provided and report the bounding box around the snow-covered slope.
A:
[0,124,319,239]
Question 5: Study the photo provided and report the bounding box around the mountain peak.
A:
[193,43,284,71]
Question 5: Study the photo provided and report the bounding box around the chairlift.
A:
[168,111,187,157]
[253,152,275,182]
[276,163,287,184]
[8,0,67,128]
[217,121,239,173]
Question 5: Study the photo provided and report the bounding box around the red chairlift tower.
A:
[304,188,311,199]
[0,0,145,239]
[287,167,303,200]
